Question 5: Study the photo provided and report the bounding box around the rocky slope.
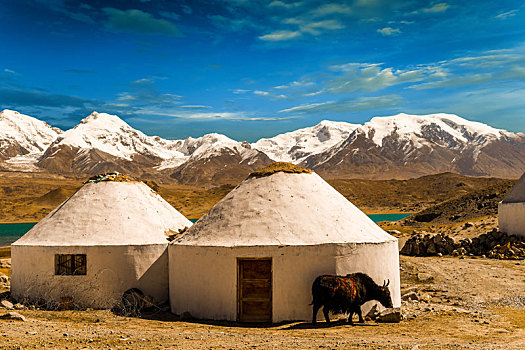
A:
[303,113,525,179]
[166,133,272,185]
[252,120,358,164]
[0,110,62,171]
[34,112,271,183]
[36,112,184,177]
[2,109,525,182]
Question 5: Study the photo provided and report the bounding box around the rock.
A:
[14,303,25,310]
[1,300,14,309]
[376,308,401,323]
[0,259,10,269]
[464,222,474,228]
[0,311,26,321]
[365,304,380,320]
[402,286,419,295]
[416,273,434,283]
[387,230,401,235]
[402,291,419,301]
[420,294,432,303]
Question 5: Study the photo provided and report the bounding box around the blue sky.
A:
[1,0,524,142]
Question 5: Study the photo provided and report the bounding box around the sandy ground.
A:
[1,255,523,350]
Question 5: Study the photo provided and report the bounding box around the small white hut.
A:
[11,176,192,308]
[499,172,525,237]
[169,163,401,323]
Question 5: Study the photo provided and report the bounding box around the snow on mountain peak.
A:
[0,109,62,154]
[361,113,507,148]
[52,111,183,161]
[183,133,255,160]
[252,119,359,163]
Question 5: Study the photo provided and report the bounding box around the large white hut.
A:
[499,172,525,237]
[11,175,192,309]
[169,163,401,323]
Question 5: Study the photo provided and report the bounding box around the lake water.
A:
[0,223,37,244]
[0,213,411,244]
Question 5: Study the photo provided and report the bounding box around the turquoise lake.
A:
[0,214,410,244]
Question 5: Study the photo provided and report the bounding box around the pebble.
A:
[0,300,13,309]
[0,312,26,321]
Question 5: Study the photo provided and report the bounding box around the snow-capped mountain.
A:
[303,113,525,179]
[37,112,185,175]
[252,120,359,163]
[1,109,524,182]
[0,109,62,171]
[168,133,272,185]
[37,111,271,182]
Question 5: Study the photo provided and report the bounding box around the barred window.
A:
[55,254,87,275]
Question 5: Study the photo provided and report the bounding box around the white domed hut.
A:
[11,174,192,309]
[169,163,400,322]
[499,172,525,237]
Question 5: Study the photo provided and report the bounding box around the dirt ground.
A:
[1,255,523,350]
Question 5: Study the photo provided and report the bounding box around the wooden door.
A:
[237,258,272,322]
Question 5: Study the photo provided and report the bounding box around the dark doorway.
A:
[237,258,272,322]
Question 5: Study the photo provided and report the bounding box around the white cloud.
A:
[377,27,401,36]
[495,9,518,19]
[269,1,303,9]
[180,105,212,109]
[102,8,180,36]
[311,3,352,17]
[421,2,449,13]
[259,30,301,41]
[254,90,270,96]
[301,19,344,35]
[326,63,427,93]
[279,95,402,114]
[117,93,136,102]
[3,69,16,74]
[140,109,296,121]
[273,80,314,89]
[233,89,250,94]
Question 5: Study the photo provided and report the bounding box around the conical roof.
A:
[173,164,395,247]
[14,181,192,246]
[502,172,525,203]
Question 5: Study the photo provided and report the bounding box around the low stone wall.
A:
[401,229,525,260]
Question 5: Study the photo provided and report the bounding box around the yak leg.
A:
[312,303,321,324]
[356,307,364,323]
[347,310,354,324]
[322,307,331,324]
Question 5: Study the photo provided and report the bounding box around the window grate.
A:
[55,254,87,275]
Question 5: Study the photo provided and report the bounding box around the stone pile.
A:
[401,229,525,260]
[0,272,9,290]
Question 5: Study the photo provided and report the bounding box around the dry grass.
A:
[249,162,312,178]
[0,247,11,259]
[84,172,136,183]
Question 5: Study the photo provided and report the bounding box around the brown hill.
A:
[305,130,525,180]
[405,181,515,225]
[0,170,517,223]
[327,172,515,213]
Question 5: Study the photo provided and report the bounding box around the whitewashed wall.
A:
[11,244,168,308]
[169,242,400,322]
[498,202,525,237]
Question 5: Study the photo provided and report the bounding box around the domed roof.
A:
[501,172,525,204]
[14,181,192,246]
[173,165,395,247]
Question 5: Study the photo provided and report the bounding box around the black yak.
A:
[311,272,393,324]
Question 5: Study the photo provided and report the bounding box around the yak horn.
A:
[382,280,386,287]
[386,279,390,287]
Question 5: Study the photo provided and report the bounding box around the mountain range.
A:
[1,109,524,184]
